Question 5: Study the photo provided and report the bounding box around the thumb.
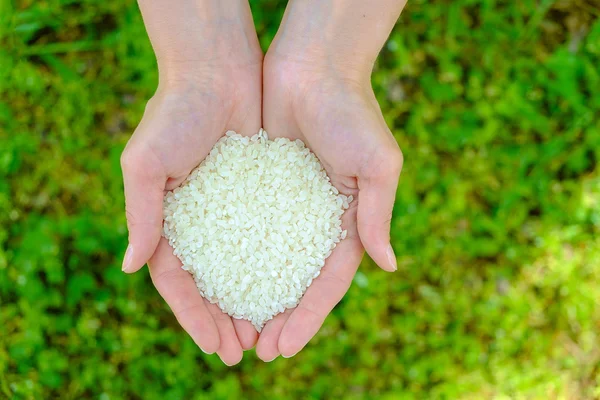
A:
[357,141,403,272]
[120,142,166,273]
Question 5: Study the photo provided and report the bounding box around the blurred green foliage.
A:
[2,0,600,398]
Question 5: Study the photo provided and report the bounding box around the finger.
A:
[232,319,259,351]
[255,309,293,362]
[121,142,165,273]
[148,238,220,353]
[278,210,364,358]
[204,300,244,366]
[357,143,403,272]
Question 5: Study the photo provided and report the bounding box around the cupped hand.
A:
[120,61,262,365]
[256,54,403,361]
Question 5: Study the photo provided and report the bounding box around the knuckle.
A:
[363,144,404,179]
[386,146,404,175]
[124,207,137,226]
[120,144,140,172]
[120,142,164,180]
[125,206,161,228]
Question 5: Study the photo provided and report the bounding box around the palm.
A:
[121,64,262,365]
[257,59,402,360]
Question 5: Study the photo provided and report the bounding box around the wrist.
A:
[265,0,406,82]
[157,41,262,91]
[138,0,262,82]
[157,27,262,84]
[265,39,372,85]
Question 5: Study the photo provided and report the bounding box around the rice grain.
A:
[162,130,351,331]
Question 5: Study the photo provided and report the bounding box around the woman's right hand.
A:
[120,38,263,366]
[119,0,263,366]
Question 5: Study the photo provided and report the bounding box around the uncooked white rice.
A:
[162,129,351,331]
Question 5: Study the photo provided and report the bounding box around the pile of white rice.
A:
[162,130,351,331]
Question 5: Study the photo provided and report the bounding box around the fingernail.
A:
[282,351,298,359]
[264,355,279,362]
[122,244,133,272]
[386,244,397,271]
[199,345,216,355]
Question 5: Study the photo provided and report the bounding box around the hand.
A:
[256,52,403,361]
[120,59,262,365]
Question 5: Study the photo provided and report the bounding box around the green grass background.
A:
[2,0,600,398]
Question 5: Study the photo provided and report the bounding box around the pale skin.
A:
[121,0,407,365]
